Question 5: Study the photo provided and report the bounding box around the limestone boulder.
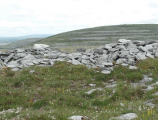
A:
[33,44,50,50]
[109,113,138,120]
[155,49,158,57]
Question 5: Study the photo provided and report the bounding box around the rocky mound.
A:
[0,39,158,73]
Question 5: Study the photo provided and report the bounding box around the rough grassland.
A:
[0,58,158,119]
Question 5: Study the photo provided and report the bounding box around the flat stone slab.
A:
[101,70,111,74]
[71,59,82,65]
[109,113,138,120]
[85,88,102,94]
[129,66,138,70]
[104,44,112,50]
[118,39,131,44]
[33,44,50,50]
[67,115,89,120]
[116,58,127,64]
[106,84,117,88]
[89,84,96,87]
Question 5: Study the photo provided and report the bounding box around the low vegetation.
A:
[0,58,158,119]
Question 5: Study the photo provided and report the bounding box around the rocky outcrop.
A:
[0,39,158,72]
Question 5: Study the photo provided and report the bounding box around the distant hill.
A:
[31,24,158,48]
[2,38,43,49]
[0,34,52,43]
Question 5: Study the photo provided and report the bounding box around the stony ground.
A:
[0,39,158,119]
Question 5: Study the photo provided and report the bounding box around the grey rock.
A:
[67,115,89,120]
[155,49,158,57]
[34,55,43,59]
[23,54,35,60]
[42,59,50,62]
[138,46,148,52]
[109,48,118,52]
[71,53,82,59]
[145,44,154,51]
[33,44,50,50]
[140,75,153,83]
[15,53,27,58]
[144,99,155,108]
[101,70,111,74]
[119,51,129,58]
[116,58,127,64]
[26,62,34,66]
[96,55,108,65]
[89,84,96,87]
[82,55,90,60]
[133,41,146,46]
[109,113,138,120]
[85,88,102,94]
[121,63,128,66]
[146,52,154,58]
[116,45,126,50]
[29,70,35,73]
[129,66,138,70]
[11,68,20,71]
[15,49,25,53]
[127,41,137,49]
[89,58,96,64]
[33,59,41,64]
[106,84,117,88]
[108,52,119,62]
[4,53,15,63]
[58,53,67,58]
[152,43,158,48]
[71,59,82,65]
[49,53,58,59]
[56,58,66,61]
[146,85,154,91]
[118,39,131,44]
[44,54,49,58]
[136,53,147,60]
[81,59,90,64]
[103,50,108,54]
[129,48,139,54]
[50,61,54,66]
[127,58,135,65]
[104,44,112,50]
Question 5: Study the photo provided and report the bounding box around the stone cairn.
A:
[0,39,158,74]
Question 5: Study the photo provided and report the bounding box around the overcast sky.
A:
[0,0,158,37]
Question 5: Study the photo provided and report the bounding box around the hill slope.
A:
[2,38,42,49]
[0,34,52,43]
[32,24,158,48]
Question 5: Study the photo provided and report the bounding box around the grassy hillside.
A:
[1,38,42,49]
[0,59,158,119]
[32,24,158,49]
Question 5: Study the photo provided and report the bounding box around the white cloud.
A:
[0,0,158,36]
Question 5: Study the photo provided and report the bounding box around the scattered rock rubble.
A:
[0,39,158,73]
[1,39,158,120]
